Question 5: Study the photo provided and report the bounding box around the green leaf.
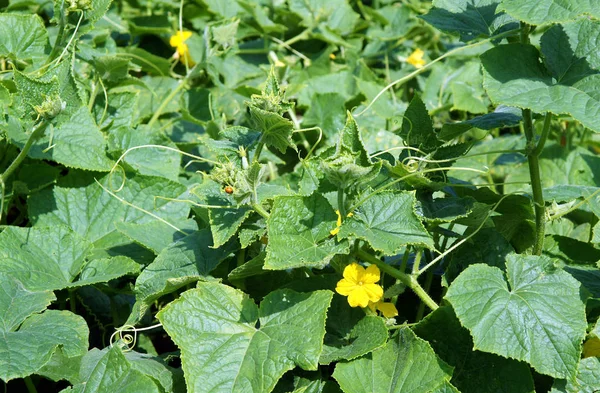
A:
[157,283,332,393]
[0,226,139,291]
[421,0,517,42]
[0,274,88,382]
[398,95,441,153]
[333,327,453,393]
[320,316,388,365]
[302,93,346,139]
[446,254,587,379]
[228,252,267,281]
[66,347,164,393]
[209,206,253,248]
[439,105,522,141]
[481,41,600,133]
[116,218,198,254]
[96,91,139,130]
[418,195,476,223]
[339,191,434,255]
[540,20,600,84]
[249,106,295,153]
[265,193,349,270]
[131,229,235,323]
[550,357,600,393]
[94,55,130,82]
[9,106,114,171]
[414,307,535,393]
[0,14,48,64]
[109,125,181,180]
[500,0,600,24]
[29,172,190,243]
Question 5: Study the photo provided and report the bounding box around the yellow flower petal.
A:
[362,264,380,284]
[377,302,398,318]
[330,227,340,236]
[348,287,370,308]
[407,48,426,69]
[170,31,192,48]
[343,263,363,283]
[335,278,357,296]
[335,210,342,227]
[362,283,383,302]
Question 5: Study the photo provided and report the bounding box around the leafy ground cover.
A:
[1,0,600,392]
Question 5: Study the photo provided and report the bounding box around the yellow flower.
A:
[336,263,384,308]
[330,210,353,236]
[407,48,426,69]
[368,300,398,318]
[170,31,195,66]
[330,210,343,236]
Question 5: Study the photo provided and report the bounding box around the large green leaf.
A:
[265,193,349,270]
[500,0,600,24]
[421,0,517,42]
[0,226,139,291]
[446,254,587,379]
[209,206,253,248]
[9,106,114,171]
[0,14,48,64]
[130,229,235,323]
[332,327,453,393]
[398,95,440,153]
[0,274,88,382]
[339,191,434,255]
[249,106,295,154]
[29,172,190,243]
[414,307,535,393]
[550,357,600,393]
[109,125,180,180]
[115,218,198,254]
[64,346,165,393]
[320,315,388,365]
[481,39,600,132]
[157,283,332,393]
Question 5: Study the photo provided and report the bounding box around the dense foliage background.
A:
[1,0,600,392]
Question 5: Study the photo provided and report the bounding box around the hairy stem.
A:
[0,121,46,184]
[520,22,548,255]
[24,377,38,393]
[337,187,346,218]
[358,249,438,311]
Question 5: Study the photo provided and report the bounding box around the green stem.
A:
[415,268,434,321]
[399,247,411,273]
[411,249,422,275]
[147,76,189,128]
[68,289,77,313]
[520,24,547,255]
[0,121,46,184]
[531,112,553,157]
[358,249,438,311]
[24,376,38,393]
[283,26,312,46]
[337,187,346,217]
[252,202,270,220]
[253,140,265,163]
[45,0,66,65]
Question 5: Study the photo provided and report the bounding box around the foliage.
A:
[1,0,600,392]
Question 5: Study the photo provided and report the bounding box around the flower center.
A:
[358,281,363,286]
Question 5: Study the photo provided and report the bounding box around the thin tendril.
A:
[109,323,163,351]
[417,192,528,276]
